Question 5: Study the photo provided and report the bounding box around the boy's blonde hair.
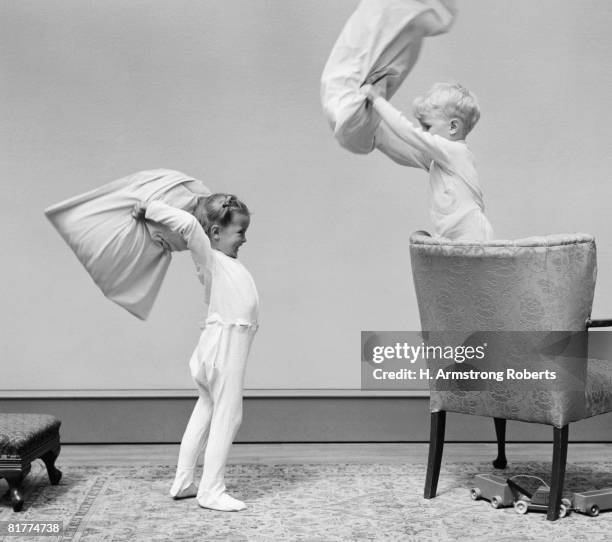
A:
[413,82,480,135]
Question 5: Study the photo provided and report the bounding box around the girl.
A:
[134,194,258,512]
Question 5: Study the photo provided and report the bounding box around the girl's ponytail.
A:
[195,193,249,235]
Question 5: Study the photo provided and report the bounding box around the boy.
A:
[362,82,493,241]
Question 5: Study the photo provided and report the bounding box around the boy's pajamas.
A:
[373,98,494,241]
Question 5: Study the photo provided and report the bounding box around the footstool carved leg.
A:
[41,449,62,485]
[0,413,63,511]
[5,473,24,512]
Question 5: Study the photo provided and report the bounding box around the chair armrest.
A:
[586,318,612,328]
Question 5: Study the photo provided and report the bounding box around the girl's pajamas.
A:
[143,201,259,510]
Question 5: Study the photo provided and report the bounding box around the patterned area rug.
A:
[1,461,612,541]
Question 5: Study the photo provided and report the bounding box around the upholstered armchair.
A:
[409,231,612,520]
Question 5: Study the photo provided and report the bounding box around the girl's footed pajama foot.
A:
[169,482,198,500]
[170,466,198,499]
[197,493,246,511]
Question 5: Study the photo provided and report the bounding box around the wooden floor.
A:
[58,443,612,466]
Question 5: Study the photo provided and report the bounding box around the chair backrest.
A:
[410,232,598,426]
[409,232,597,332]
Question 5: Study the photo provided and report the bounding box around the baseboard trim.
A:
[1,397,611,444]
[0,389,429,399]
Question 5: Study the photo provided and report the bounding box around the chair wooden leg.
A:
[492,418,508,469]
[547,425,569,521]
[424,411,446,499]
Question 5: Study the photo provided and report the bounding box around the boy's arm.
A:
[366,93,452,169]
[374,120,431,170]
[141,200,213,287]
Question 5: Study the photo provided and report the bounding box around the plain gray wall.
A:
[2,0,611,393]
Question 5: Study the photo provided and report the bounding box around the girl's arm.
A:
[142,200,213,287]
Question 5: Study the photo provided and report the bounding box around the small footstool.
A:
[0,413,62,511]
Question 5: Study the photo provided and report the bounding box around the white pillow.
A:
[320,0,457,154]
[45,169,211,320]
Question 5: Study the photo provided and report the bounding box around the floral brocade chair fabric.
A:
[409,231,612,520]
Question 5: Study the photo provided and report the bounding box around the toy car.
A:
[510,483,572,518]
[571,489,612,517]
[470,474,515,508]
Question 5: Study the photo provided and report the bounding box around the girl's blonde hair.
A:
[413,82,481,135]
[194,193,250,236]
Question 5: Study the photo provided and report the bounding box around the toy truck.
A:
[571,489,612,517]
[470,474,515,508]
